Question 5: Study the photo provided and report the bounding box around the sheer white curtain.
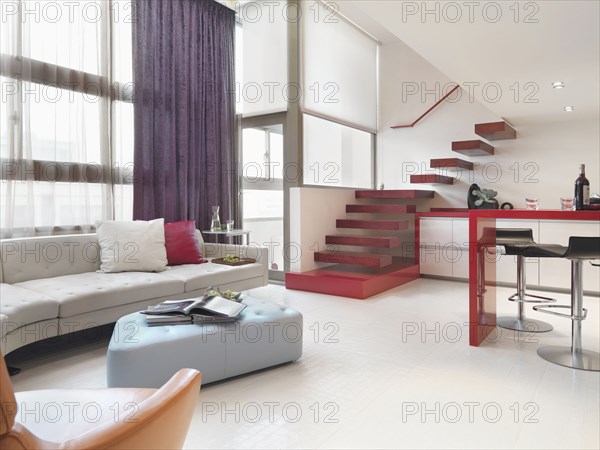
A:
[0,0,133,238]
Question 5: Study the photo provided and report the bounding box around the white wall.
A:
[289,187,356,272]
[378,40,600,211]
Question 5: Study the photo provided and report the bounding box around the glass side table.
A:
[202,230,251,245]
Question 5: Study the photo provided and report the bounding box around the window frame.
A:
[0,0,134,237]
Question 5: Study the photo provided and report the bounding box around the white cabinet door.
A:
[419,218,453,277]
[452,219,469,279]
[420,218,453,247]
[420,246,453,277]
[539,221,600,293]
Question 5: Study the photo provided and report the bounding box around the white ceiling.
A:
[337,0,600,126]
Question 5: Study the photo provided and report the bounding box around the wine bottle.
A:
[574,164,590,210]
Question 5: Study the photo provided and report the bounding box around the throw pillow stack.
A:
[96,219,207,273]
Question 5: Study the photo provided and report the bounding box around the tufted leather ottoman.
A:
[107,296,303,387]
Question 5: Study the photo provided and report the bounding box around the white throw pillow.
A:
[96,219,168,273]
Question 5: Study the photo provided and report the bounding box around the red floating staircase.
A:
[408,121,515,186]
[286,189,434,299]
[285,119,517,299]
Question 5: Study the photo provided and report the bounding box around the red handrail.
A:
[391,84,461,129]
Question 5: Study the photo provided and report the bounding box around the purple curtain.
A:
[132,0,237,230]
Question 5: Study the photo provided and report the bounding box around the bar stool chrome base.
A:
[497,249,555,333]
[537,346,600,371]
[534,238,600,371]
[496,316,553,333]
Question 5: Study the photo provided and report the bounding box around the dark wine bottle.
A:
[574,164,590,210]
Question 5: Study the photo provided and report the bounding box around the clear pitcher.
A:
[210,206,221,231]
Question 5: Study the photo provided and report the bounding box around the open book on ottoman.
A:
[141,293,247,326]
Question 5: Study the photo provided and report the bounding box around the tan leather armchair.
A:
[0,353,201,449]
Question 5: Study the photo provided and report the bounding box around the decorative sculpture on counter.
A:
[468,183,499,209]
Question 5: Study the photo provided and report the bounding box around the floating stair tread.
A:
[346,204,416,214]
[452,140,495,156]
[410,174,454,185]
[336,219,409,230]
[430,158,474,170]
[355,190,435,199]
[475,121,516,141]
[314,250,393,268]
[326,235,402,248]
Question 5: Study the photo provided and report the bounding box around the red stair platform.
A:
[410,174,454,185]
[346,204,416,214]
[336,219,408,230]
[286,258,419,300]
[452,140,494,156]
[355,190,434,199]
[474,121,516,141]
[325,235,401,248]
[314,250,392,268]
[430,158,474,170]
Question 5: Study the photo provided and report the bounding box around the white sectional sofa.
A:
[0,233,268,355]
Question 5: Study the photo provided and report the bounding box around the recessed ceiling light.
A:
[564,106,575,112]
[552,81,565,89]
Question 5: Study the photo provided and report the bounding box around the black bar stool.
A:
[534,236,600,371]
[491,229,565,332]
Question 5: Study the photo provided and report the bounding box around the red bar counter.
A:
[469,209,600,346]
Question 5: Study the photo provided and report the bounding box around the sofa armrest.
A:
[203,243,269,285]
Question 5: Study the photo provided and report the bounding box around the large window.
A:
[236,1,288,278]
[241,123,285,275]
[303,114,374,188]
[0,0,133,237]
[300,0,378,189]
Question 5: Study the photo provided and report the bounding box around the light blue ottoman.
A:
[107,296,303,388]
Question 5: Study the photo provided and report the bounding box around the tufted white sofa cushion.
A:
[0,284,59,325]
[162,262,266,292]
[0,234,101,284]
[15,272,183,318]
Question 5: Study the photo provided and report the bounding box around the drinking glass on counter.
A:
[560,197,574,210]
[525,198,539,210]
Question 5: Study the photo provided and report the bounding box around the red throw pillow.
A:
[164,220,207,266]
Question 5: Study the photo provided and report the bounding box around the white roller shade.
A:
[301,1,378,132]
[240,1,288,116]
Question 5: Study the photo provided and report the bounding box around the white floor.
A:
[7,279,600,449]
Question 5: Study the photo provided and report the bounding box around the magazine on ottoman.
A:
[141,292,246,326]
